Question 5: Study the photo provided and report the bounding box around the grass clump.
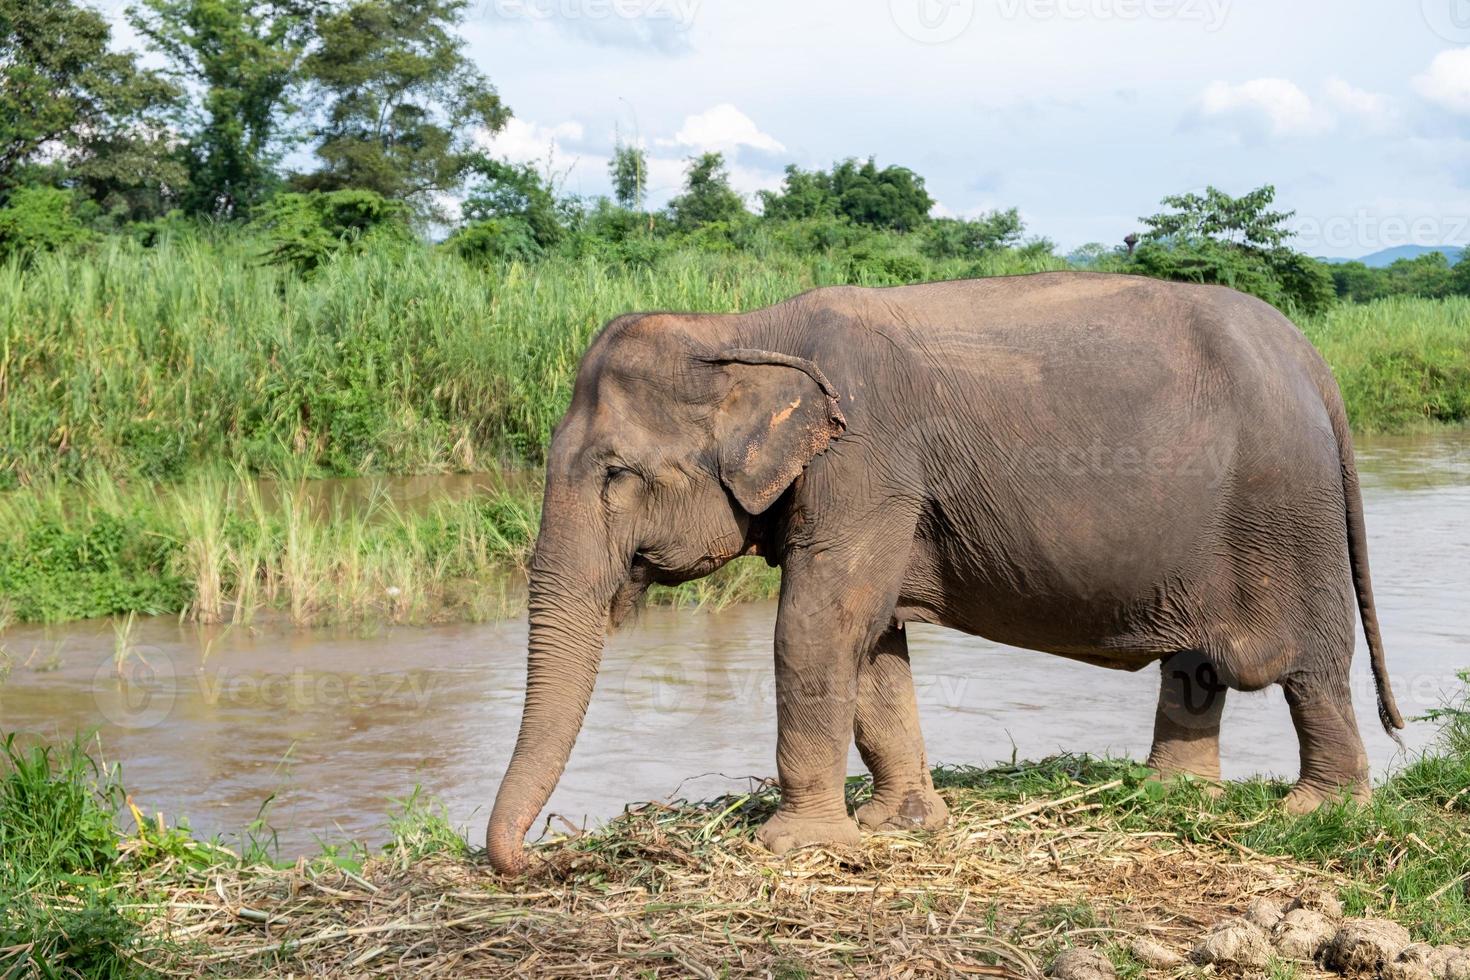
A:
[0,735,140,978]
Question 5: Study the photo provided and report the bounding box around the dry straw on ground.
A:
[124,777,1355,978]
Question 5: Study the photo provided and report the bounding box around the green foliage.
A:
[129,0,313,218]
[1128,184,1336,315]
[0,498,190,622]
[921,209,1025,259]
[1,0,182,219]
[609,140,648,211]
[0,185,90,260]
[458,157,566,255]
[1332,252,1462,303]
[669,152,748,230]
[253,188,412,273]
[759,157,934,231]
[0,734,141,978]
[384,787,470,863]
[1140,184,1295,249]
[297,0,510,213]
[1301,296,1470,430]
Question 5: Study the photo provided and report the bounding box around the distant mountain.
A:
[1318,245,1464,267]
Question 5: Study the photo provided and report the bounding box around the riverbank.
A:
[4,680,1467,977]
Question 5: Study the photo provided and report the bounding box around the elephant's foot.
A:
[1282,778,1370,815]
[756,810,861,855]
[855,785,949,831]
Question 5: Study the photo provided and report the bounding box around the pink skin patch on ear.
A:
[770,398,801,427]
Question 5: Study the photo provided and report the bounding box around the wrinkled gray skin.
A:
[486,272,1404,875]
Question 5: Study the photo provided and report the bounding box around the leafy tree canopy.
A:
[129,0,316,218]
[1139,184,1294,250]
[668,152,746,230]
[760,158,934,232]
[1,0,183,218]
[609,141,648,211]
[295,0,510,215]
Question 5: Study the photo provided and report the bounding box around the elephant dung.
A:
[1274,907,1337,961]
[1046,947,1116,980]
[1323,919,1412,974]
[1384,944,1443,980]
[1287,886,1345,921]
[1245,896,1288,932]
[1128,937,1185,970]
[1192,918,1274,971]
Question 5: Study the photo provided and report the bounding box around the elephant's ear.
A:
[703,348,846,515]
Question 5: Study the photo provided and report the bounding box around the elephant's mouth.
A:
[608,556,656,629]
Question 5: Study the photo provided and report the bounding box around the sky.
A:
[113,0,1470,258]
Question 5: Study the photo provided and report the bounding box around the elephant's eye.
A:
[605,465,635,486]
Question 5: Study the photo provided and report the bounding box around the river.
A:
[1,431,1466,855]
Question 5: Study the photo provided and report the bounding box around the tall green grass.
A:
[2,237,1461,493]
[0,734,140,977]
[0,235,1061,487]
[1,236,1465,625]
[1301,296,1470,432]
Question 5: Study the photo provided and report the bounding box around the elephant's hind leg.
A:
[852,624,949,832]
[1281,667,1370,813]
[1145,650,1228,792]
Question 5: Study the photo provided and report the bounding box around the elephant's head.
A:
[485,313,846,874]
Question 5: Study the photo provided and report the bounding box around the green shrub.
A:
[0,735,139,978]
[253,189,413,274]
[0,186,90,261]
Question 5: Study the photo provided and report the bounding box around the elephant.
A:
[485,271,1403,875]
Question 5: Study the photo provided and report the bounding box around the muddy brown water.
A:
[1,432,1467,855]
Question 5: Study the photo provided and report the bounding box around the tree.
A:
[2,0,183,216]
[922,209,1024,259]
[758,157,933,231]
[668,153,746,230]
[758,165,838,222]
[609,141,647,211]
[458,157,565,254]
[1130,185,1334,315]
[0,186,89,259]
[130,0,315,218]
[1139,185,1294,250]
[297,0,510,214]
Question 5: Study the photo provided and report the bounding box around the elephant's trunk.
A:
[486,491,618,875]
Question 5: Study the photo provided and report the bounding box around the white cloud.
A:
[1198,78,1328,137]
[479,118,586,164]
[1324,77,1395,127]
[1415,47,1470,114]
[670,104,785,154]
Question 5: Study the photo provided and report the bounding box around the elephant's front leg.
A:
[853,624,948,831]
[758,551,902,855]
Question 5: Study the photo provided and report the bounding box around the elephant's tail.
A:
[1328,395,1405,739]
